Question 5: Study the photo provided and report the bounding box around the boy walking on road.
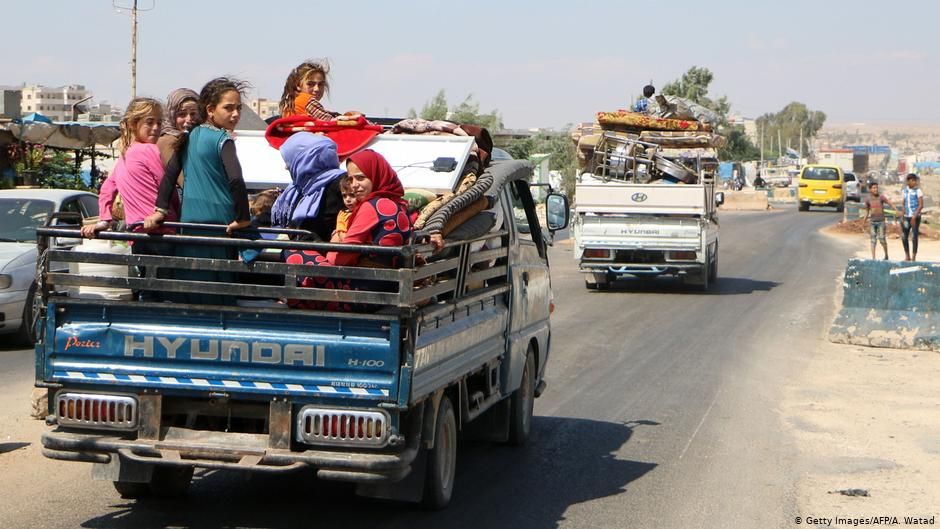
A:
[864,182,894,260]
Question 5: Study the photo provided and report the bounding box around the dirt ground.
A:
[781,226,940,523]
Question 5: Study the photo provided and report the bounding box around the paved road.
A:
[0,208,857,529]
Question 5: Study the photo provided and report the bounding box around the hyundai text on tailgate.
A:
[33,142,569,508]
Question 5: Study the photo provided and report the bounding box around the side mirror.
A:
[715,192,725,207]
[546,193,570,231]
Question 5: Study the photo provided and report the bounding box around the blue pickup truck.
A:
[33,152,569,509]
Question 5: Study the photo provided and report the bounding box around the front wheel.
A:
[798,202,809,212]
[507,349,535,446]
[16,283,39,345]
[422,396,457,510]
[149,466,194,498]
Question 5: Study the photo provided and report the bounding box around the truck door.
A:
[504,181,551,384]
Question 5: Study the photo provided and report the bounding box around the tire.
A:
[16,283,39,346]
[113,480,151,499]
[798,202,809,212]
[507,348,535,446]
[422,396,457,510]
[584,279,598,290]
[708,247,718,283]
[149,466,194,498]
[836,202,845,213]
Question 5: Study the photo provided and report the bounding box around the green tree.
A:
[661,66,759,161]
[719,126,761,161]
[415,89,449,121]
[505,130,578,200]
[755,102,826,159]
[450,94,503,132]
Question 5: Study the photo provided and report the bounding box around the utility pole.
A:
[131,0,137,98]
[114,0,154,100]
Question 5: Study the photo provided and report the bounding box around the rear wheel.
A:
[798,202,809,212]
[708,247,718,283]
[507,349,535,446]
[836,202,845,213]
[422,397,457,510]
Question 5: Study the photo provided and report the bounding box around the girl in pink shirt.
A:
[83,98,180,238]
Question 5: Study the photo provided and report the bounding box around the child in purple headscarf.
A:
[270,132,346,240]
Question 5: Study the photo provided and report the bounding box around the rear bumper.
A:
[580,262,704,277]
[41,411,422,483]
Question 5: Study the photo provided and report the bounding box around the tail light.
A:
[55,392,138,430]
[296,407,390,448]
[668,251,698,261]
[584,249,611,259]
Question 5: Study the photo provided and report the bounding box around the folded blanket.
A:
[639,130,727,148]
[597,111,710,132]
[265,115,383,156]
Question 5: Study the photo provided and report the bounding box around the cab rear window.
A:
[802,167,840,181]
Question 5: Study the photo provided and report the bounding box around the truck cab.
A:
[33,133,569,509]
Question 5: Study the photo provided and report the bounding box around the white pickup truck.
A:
[573,133,723,290]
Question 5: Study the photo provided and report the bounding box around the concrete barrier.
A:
[721,190,769,210]
[829,259,940,351]
[769,187,796,202]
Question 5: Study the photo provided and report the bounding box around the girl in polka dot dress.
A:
[283,149,412,311]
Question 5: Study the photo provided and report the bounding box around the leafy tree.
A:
[410,90,503,131]
[661,66,759,161]
[719,126,760,161]
[415,89,449,121]
[755,102,826,159]
[505,130,578,200]
[450,94,503,132]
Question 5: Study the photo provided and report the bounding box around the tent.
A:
[19,112,54,124]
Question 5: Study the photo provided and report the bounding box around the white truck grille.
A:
[56,392,138,430]
[296,407,389,448]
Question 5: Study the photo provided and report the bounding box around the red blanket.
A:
[264,115,383,157]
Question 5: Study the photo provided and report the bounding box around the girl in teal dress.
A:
[146,77,252,304]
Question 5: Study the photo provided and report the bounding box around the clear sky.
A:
[3,0,937,129]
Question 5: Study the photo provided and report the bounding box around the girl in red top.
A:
[283,149,413,311]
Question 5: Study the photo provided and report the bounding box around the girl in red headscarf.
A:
[283,149,413,310]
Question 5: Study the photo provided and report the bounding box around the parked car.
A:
[843,172,861,202]
[0,189,98,344]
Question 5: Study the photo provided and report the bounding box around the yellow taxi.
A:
[798,164,844,212]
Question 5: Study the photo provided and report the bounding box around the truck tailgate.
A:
[576,215,703,252]
[42,302,400,401]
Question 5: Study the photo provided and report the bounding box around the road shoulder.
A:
[781,228,940,522]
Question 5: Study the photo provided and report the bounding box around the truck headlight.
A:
[0,274,12,289]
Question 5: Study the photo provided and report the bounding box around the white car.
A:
[0,189,99,344]
[843,172,861,202]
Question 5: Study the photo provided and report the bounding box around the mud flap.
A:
[92,454,153,483]
[355,451,426,503]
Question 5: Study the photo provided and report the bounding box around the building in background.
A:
[19,84,92,121]
[249,98,280,121]
[77,102,122,122]
[0,86,23,119]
